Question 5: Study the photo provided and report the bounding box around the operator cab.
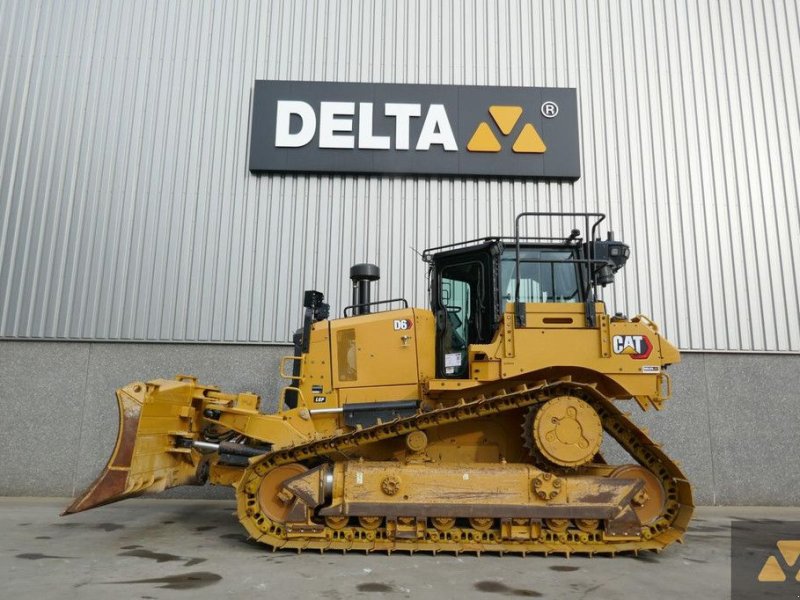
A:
[424,212,629,379]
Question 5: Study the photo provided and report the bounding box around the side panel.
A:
[298,323,334,406]
[432,304,678,403]
[329,309,420,390]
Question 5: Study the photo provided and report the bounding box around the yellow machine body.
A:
[66,214,693,556]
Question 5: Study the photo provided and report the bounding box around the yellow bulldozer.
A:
[65,212,693,555]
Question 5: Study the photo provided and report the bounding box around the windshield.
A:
[500,248,581,304]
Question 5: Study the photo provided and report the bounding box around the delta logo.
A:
[612,335,653,359]
[273,101,550,154]
[467,105,547,153]
[249,81,581,179]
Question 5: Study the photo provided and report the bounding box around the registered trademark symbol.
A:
[541,101,559,118]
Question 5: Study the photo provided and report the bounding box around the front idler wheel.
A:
[257,464,307,522]
[610,464,667,525]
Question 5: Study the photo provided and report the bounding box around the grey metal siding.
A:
[0,0,798,351]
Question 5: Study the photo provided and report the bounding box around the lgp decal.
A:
[612,335,653,359]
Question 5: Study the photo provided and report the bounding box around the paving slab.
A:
[3,498,797,600]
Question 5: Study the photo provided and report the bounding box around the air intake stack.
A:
[350,263,380,315]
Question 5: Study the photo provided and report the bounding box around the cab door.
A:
[432,243,500,378]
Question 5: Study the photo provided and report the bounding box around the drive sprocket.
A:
[522,394,603,469]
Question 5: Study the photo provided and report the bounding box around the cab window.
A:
[500,248,581,304]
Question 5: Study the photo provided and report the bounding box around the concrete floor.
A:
[1,498,795,600]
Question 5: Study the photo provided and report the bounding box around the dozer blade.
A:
[63,380,200,514]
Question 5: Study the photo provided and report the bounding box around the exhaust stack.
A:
[350,263,380,315]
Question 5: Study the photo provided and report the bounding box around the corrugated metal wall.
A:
[1,0,798,351]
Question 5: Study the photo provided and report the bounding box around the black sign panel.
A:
[249,80,580,179]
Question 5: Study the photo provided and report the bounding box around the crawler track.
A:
[236,380,693,554]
